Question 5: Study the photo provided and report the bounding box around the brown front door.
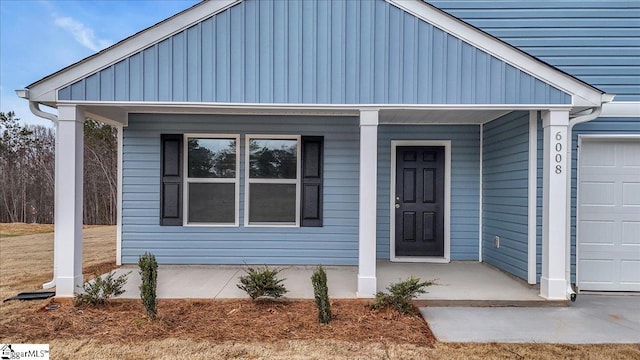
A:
[395,146,445,257]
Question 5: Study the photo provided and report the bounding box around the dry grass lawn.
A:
[1,224,638,359]
[0,222,54,237]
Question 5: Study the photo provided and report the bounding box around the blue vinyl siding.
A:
[536,116,543,283]
[482,111,530,280]
[122,114,359,265]
[428,0,640,100]
[58,0,570,105]
[376,125,481,260]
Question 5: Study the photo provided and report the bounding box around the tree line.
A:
[0,111,117,225]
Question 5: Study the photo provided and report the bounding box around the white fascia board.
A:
[26,0,240,103]
[58,100,574,111]
[601,102,640,118]
[388,0,605,107]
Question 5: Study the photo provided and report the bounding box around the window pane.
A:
[188,183,235,223]
[249,183,296,223]
[249,139,297,179]
[188,138,236,178]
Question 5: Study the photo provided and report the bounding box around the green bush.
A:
[237,265,288,300]
[372,276,436,314]
[138,252,158,319]
[311,265,332,324]
[74,271,130,307]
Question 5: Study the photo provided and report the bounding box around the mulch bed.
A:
[4,299,435,346]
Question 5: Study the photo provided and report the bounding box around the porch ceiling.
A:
[80,103,517,126]
[379,109,511,124]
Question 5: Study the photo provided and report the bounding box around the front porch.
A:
[112,261,542,303]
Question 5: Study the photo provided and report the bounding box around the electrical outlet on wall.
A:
[494,236,500,248]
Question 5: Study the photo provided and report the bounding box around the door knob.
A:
[395,204,400,208]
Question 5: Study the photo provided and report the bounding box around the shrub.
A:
[372,276,436,314]
[74,271,130,307]
[138,252,158,319]
[311,265,332,324]
[237,265,288,300]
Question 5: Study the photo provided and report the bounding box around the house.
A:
[17,0,639,299]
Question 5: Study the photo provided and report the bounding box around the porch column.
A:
[540,109,570,300]
[357,110,378,298]
[54,105,85,297]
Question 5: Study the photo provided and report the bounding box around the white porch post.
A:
[540,109,570,300]
[357,110,378,298]
[54,105,85,297]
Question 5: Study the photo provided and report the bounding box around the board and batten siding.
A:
[121,114,359,265]
[482,111,530,280]
[429,0,640,101]
[376,125,480,260]
[58,0,570,105]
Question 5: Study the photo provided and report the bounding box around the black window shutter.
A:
[160,134,182,226]
[301,136,323,227]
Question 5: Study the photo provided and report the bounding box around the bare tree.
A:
[0,112,55,223]
[83,119,117,225]
[0,113,117,225]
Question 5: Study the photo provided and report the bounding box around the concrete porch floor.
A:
[112,261,543,302]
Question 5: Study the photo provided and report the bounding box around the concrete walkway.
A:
[111,261,541,301]
[421,294,640,344]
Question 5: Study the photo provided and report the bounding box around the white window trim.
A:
[183,133,240,227]
[389,140,451,263]
[244,134,301,227]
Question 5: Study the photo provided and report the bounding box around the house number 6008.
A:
[554,132,562,174]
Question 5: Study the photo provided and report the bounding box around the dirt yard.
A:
[1,224,638,359]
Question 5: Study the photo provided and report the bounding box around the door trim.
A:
[390,140,451,263]
[576,134,640,291]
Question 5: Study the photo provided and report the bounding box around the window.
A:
[160,133,322,228]
[184,135,239,225]
[245,135,301,226]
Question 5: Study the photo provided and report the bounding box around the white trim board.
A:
[601,102,640,118]
[478,124,483,262]
[116,125,123,266]
[387,0,606,108]
[527,111,538,285]
[389,140,451,263]
[58,100,576,111]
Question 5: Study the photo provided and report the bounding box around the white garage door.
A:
[578,138,640,292]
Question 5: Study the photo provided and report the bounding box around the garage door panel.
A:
[622,222,640,245]
[580,182,615,206]
[622,183,640,205]
[622,143,640,167]
[620,261,640,284]
[581,143,615,166]
[579,260,613,283]
[579,221,614,244]
[578,139,640,292]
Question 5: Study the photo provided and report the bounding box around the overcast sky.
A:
[0,0,200,126]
